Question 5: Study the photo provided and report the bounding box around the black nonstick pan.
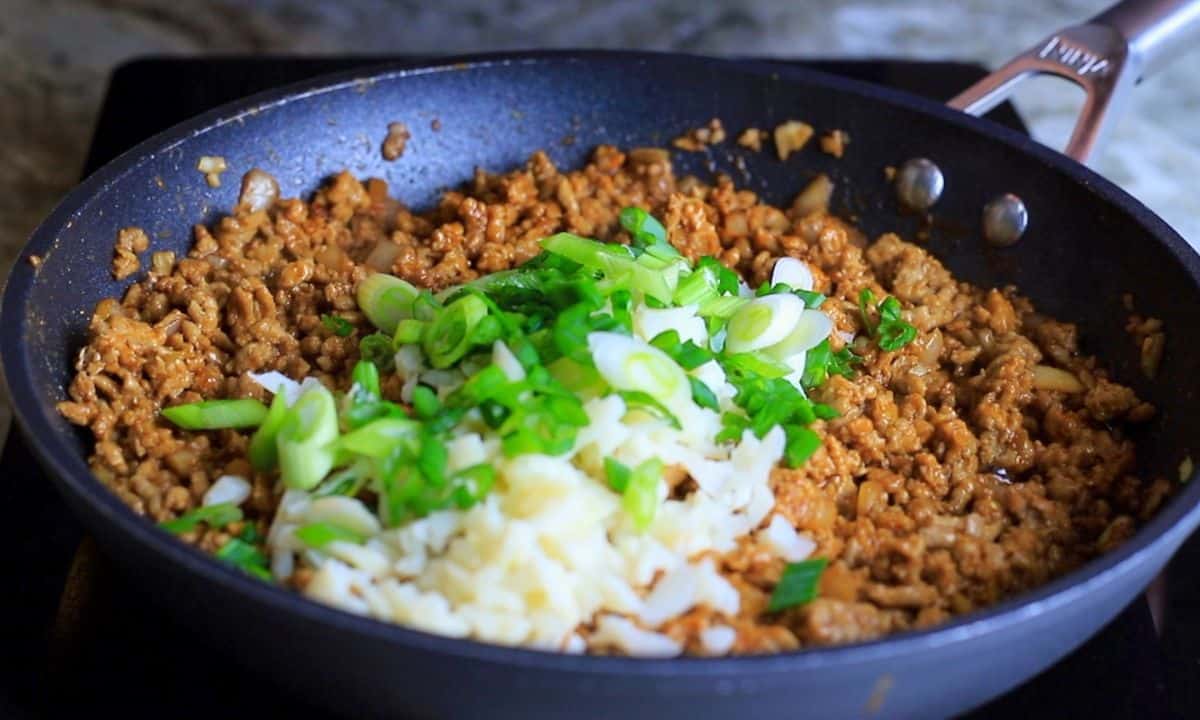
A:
[4,2,1200,718]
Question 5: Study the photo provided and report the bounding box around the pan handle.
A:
[947,0,1200,163]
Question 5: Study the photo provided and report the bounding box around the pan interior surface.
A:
[4,52,1200,718]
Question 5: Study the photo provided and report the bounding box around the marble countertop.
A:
[2,0,1198,443]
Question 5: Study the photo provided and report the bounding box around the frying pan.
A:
[4,1,1200,718]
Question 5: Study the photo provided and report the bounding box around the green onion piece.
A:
[359,332,396,372]
[417,434,449,486]
[458,364,510,404]
[813,402,840,420]
[158,502,243,534]
[321,314,355,337]
[616,390,681,429]
[449,463,496,509]
[721,352,792,379]
[547,356,606,397]
[768,557,828,612]
[622,458,662,531]
[215,538,272,581]
[237,523,262,544]
[610,290,633,332]
[249,390,289,471]
[393,318,426,345]
[619,206,669,251]
[411,385,441,420]
[604,457,633,492]
[351,360,381,399]
[312,463,369,498]
[696,256,741,295]
[783,425,822,467]
[295,521,366,549]
[357,273,420,335]
[716,411,751,443]
[423,294,489,368]
[412,291,441,322]
[858,288,877,335]
[828,347,859,379]
[689,377,720,411]
[542,232,632,270]
[161,398,268,430]
[338,417,419,459]
[698,294,749,319]
[277,385,339,490]
[793,289,826,309]
[674,265,719,307]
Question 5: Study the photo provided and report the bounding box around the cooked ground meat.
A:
[58,145,1167,652]
[111,226,150,280]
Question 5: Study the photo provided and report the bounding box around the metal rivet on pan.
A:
[982,193,1028,246]
[895,158,944,211]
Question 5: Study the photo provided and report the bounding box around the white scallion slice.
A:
[492,340,526,382]
[771,257,814,291]
[724,294,804,354]
[763,308,834,359]
[587,332,690,414]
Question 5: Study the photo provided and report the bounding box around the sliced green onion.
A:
[542,232,632,270]
[338,417,419,459]
[449,463,496,508]
[619,206,669,250]
[696,256,741,295]
[622,458,662,531]
[312,463,370,498]
[721,352,792,379]
[725,294,804,354]
[783,425,821,467]
[763,308,833,360]
[321,314,355,337]
[351,360,381,399]
[417,434,449,486]
[295,521,365,549]
[393,318,426,345]
[698,294,749,319]
[249,390,289,471]
[547,356,606,397]
[674,265,718,307]
[768,557,828,612]
[158,502,243,534]
[616,390,681,429]
[423,294,489,368]
[358,273,420,335]
[359,333,396,372]
[604,456,633,492]
[858,288,878,336]
[277,385,339,490]
[770,257,814,292]
[162,398,268,430]
[689,377,720,411]
[411,385,441,420]
[215,538,272,581]
[588,332,691,416]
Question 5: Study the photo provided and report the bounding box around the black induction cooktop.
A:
[2,56,1194,719]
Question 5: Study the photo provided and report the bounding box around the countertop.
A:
[2,0,1198,442]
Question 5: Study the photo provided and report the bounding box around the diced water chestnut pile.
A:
[59,146,1168,656]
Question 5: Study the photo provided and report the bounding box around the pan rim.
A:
[4,49,1200,681]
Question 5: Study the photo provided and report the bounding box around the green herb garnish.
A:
[161,398,268,430]
[321,314,355,337]
[158,502,243,534]
[858,288,916,351]
[767,557,828,612]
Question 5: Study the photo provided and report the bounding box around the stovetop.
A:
[3,56,1195,719]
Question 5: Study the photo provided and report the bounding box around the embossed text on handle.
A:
[1038,35,1112,76]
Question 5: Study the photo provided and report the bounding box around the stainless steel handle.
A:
[948,0,1200,163]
